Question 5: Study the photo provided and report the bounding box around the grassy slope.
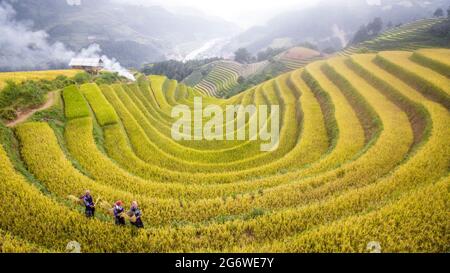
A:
[0,70,82,90]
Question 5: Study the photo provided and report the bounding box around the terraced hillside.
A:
[192,61,241,97]
[340,18,449,56]
[0,70,82,90]
[0,48,449,252]
[274,46,323,71]
[187,47,322,98]
[185,60,268,97]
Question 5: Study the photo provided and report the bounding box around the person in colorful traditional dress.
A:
[113,200,126,226]
[128,201,144,228]
[82,190,95,218]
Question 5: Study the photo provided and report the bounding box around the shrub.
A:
[95,72,121,85]
[73,72,92,85]
[0,80,46,111]
[0,108,17,121]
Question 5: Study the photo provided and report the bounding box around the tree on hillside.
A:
[256,47,286,62]
[351,25,370,45]
[351,17,385,45]
[141,58,221,82]
[434,8,444,17]
[367,17,383,35]
[234,48,253,64]
[257,48,273,62]
[429,7,450,38]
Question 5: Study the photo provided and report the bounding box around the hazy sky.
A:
[113,0,322,28]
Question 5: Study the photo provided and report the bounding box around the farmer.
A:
[82,190,95,218]
[128,201,144,228]
[113,200,126,226]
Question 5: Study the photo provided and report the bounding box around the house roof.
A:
[69,58,104,67]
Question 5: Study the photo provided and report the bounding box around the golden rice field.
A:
[0,70,81,90]
[0,49,449,253]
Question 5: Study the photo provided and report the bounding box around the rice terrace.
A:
[0,0,449,256]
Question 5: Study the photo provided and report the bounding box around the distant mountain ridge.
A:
[4,0,239,67]
[216,0,449,56]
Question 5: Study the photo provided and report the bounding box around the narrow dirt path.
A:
[6,91,56,127]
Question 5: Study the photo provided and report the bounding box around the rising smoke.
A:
[0,1,135,81]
